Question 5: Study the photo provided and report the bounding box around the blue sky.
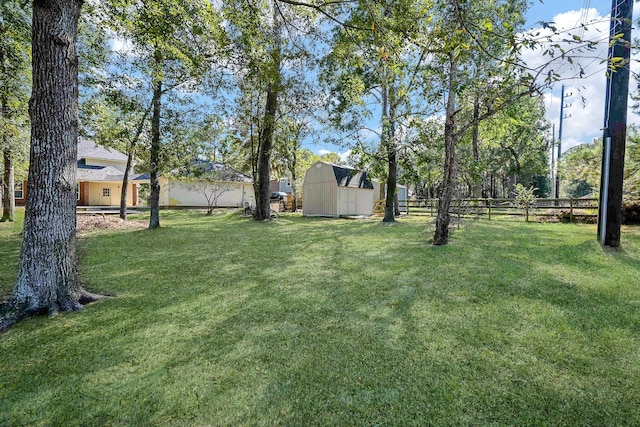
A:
[525,0,610,28]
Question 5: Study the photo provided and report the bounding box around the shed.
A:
[302,161,374,217]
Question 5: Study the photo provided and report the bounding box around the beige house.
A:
[13,141,147,207]
[76,140,148,206]
[302,161,374,217]
[159,161,255,208]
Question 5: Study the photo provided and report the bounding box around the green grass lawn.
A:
[1,209,640,426]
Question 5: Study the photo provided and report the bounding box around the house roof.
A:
[77,139,128,162]
[330,163,374,189]
[77,165,148,183]
[172,160,253,183]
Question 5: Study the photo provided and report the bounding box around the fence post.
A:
[570,198,574,223]
[488,198,492,221]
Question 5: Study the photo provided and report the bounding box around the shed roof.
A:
[330,163,373,189]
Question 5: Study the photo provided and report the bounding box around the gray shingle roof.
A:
[77,165,148,183]
[331,164,373,189]
[77,140,128,162]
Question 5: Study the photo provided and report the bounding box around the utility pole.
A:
[550,123,556,198]
[556,85,571,198]
[598,0,633,248]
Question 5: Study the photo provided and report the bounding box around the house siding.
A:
[84,182,136,206]
[160,177,255,208]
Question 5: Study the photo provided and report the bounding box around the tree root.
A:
[0,288,111,333]
[77,289,112,305]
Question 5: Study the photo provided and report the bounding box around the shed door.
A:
[339,188,357,215]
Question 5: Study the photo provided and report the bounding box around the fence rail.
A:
[374,198,599,221]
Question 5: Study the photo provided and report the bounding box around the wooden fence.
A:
[374,198,599,222]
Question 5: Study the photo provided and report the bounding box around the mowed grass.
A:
[1,209,640,426]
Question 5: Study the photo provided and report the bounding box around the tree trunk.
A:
[0,31,15,222]
[148,48,162,229]
[471,96,482,198]
[0,0,105,332]
[253,8,281,221]
[1,146,14,222]
[254,85,279,220]
[120,105,150,220]
[119,144,134,220]
[433,53,457,246]
[290,148,298,212]
[382,82,397,223]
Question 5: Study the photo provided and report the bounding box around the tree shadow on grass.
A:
[2,219,640,425]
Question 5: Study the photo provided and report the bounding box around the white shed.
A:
[302,161,374,217]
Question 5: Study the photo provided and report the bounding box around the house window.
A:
[102,188,110,197]
[14,182,23,199]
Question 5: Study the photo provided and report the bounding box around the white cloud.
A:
[317,149,333,156]
[524,6,640,153]
[339,149,352,163]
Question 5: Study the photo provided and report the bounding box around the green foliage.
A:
[2,211,640,424]
[513,183,537,222]
[0,1,31,176]
[465,94,550,197]
[558,139,601,198]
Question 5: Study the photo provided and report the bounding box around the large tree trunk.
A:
[254,85,279,220]
[253,9,281,221]
[433,53,458,246]
[148,49,162,229]
[0,0,103,332]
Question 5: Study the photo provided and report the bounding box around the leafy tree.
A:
[172,163,239,215]
[223,0,319,220]
[0,0,30,222]
[513,183,537,222]
[401,117,445,199]
[77,8,154,220]
[322,0,431,223]
[471,95,550,198]
[104,0,225,228]
[558,140,601,198]
[425,0,547,245]
[559,130,640,204]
